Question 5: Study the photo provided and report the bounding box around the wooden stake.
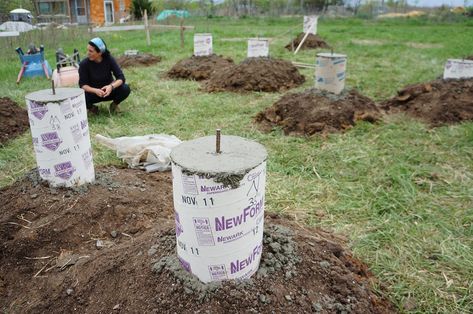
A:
[291,34,295,52]
[216,129,221,154]
[180,18,185,48]
[294,30,311,55]
[292,61,316,69]
[294,19,317,55]
[144,10,151,46]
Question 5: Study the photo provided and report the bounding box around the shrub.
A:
[131,0,156,19]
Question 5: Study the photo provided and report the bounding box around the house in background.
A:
[34,0,131,25]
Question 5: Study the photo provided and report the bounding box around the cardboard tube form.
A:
[315,52,347,95]
[170,135,267,283]
[25,88,95,187]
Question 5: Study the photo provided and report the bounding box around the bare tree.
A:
[351,0,363,15]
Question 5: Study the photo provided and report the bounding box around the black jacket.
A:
[78,56,125,89]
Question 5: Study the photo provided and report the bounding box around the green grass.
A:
[1,16,472,313]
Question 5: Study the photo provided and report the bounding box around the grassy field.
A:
[1,16,472,313]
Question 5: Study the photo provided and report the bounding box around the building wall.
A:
[89,0,103,24]
[89,0,131,25]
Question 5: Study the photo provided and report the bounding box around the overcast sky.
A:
[342,0,469,6]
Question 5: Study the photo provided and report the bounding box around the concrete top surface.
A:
[317,52,347,58]
[171,135,267,174]
[447,59,473,64]
[26,88,83,102]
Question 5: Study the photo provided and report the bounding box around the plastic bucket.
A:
[52,66,79,88]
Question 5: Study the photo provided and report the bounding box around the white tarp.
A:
[0,21,36,32]
[10,8,31,14]
[96,134,182,172]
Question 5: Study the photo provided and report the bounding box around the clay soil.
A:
[380,78,473,127]
[255,89,381,136]
[285,33,331,51]
[0,97,29,145]
[203,57,305,93]
[0,167,395,313]
[115,53,162,68]
[167,55,235,81]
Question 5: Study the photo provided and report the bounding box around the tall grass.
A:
[0,17,472,313]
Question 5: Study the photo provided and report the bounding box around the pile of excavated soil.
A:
[203,57,305,93]
[380,78,473,126]
[0,97,29,145]
[255,88,381,135]
[116,53,162,68]
[285,33,331,51]
[167,54,234,81]
[0,167,395,313]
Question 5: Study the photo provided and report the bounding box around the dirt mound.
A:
[116,53,162,68]
[255,88,381,135]
[285,33,331,51]
[380,79,473,126]
[203,57,305,93]
[0,97,29,145]
[0,167,395,313]
[167,54,234,81]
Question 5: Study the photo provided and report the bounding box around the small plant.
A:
[466,6,473,17]
[131,0,156,20]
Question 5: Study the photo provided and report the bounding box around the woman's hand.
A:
[101,84,113,97]
[94,88,105,98]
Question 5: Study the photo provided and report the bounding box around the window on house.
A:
[39,2,67,15]
[76,0,86,15]
[39,2,51,14]
[56,2,66,14]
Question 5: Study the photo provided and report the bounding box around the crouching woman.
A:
[79,37,130,114]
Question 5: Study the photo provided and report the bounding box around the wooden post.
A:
[67,0,72,23]
[144,9,151,46]
[216,129,221,154]
[294,19,316,55]
[180,18,185,48]
[291,33,295,52]
[294,29,311,55]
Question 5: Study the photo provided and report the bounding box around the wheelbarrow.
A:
[16,45,53,83]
